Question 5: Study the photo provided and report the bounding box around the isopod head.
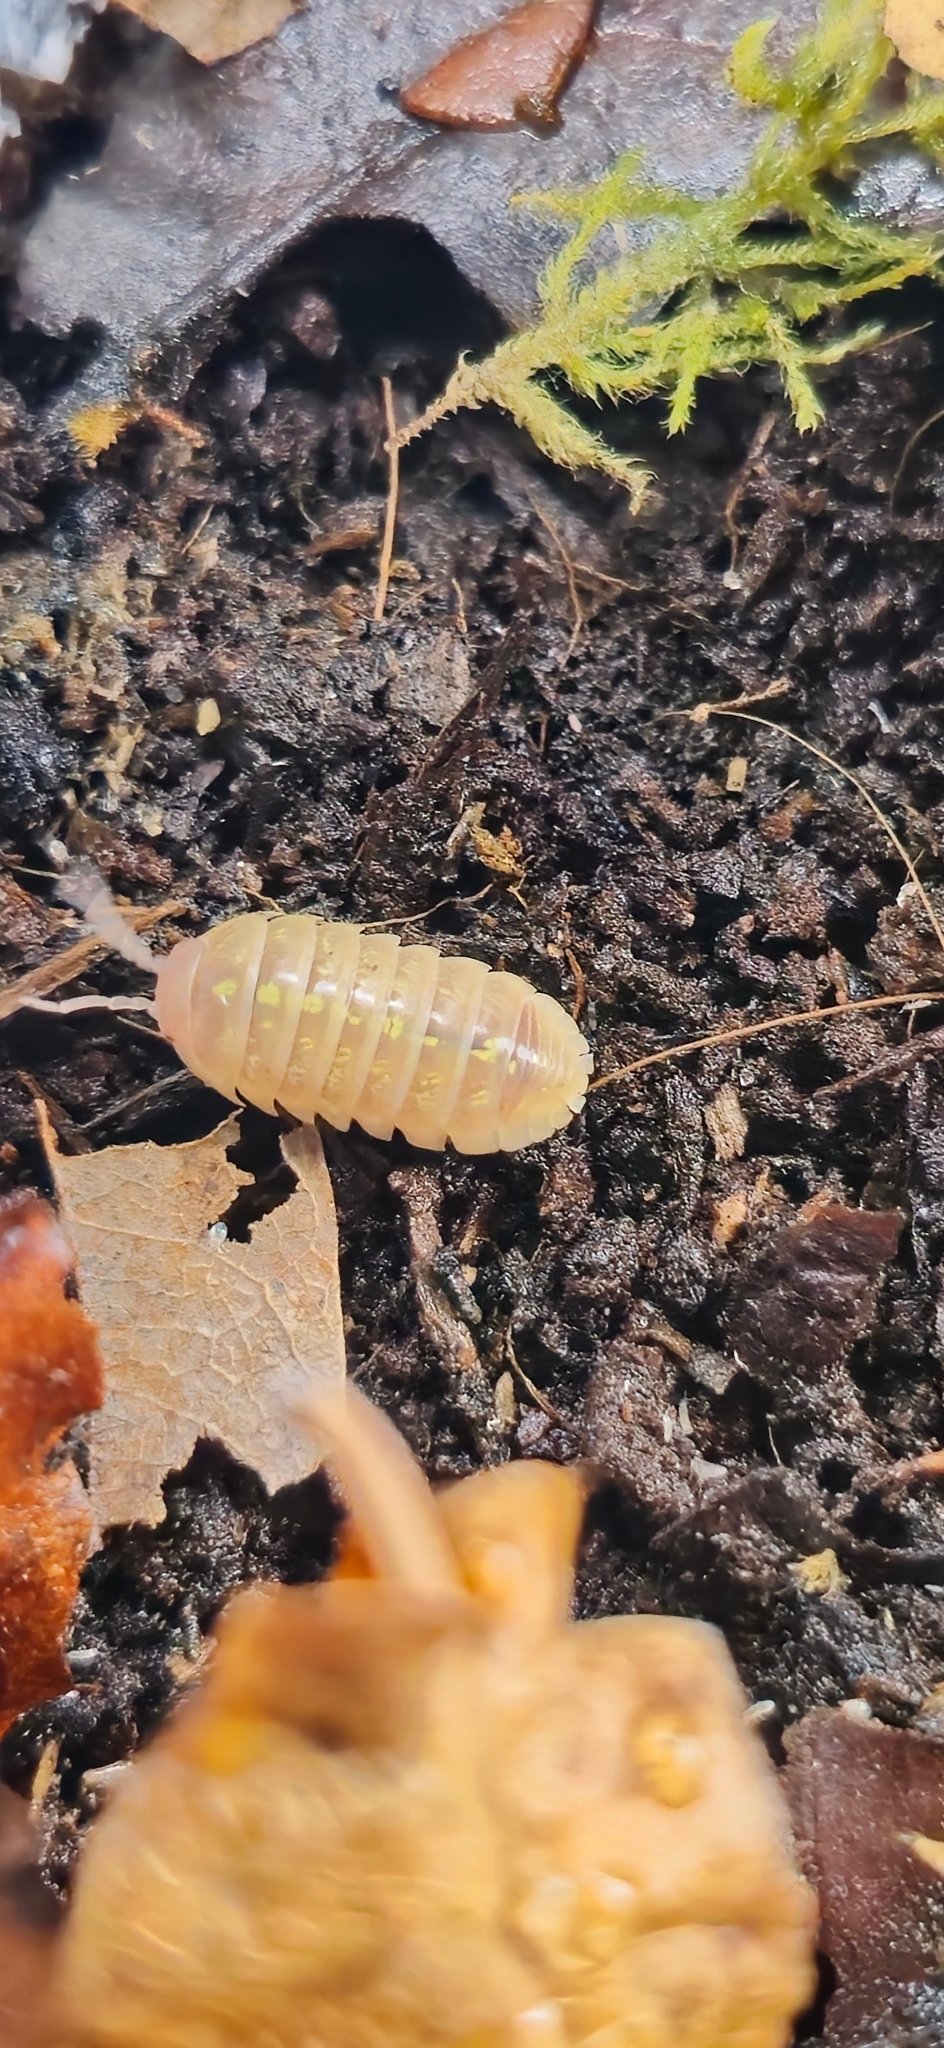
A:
[154,915,592,1153]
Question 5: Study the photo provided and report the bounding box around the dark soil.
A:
[2,228,944,2041]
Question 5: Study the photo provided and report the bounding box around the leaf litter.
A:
[40,1112,346,1528]
[6,15,944,2043]
[0,1786,63,2048]
[786,1708,944,2044]
[23,0,924,381]
[0,1194,102,1734]
[400,0,596,132]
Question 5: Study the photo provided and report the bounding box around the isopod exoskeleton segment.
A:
[154,912,591,1154]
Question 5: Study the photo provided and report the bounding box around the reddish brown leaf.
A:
[0,1195,103,1735]
[730,1202,903,1386]
[401,0,596,131]
[785,1708,944,2044]
[726,1200,902,1447]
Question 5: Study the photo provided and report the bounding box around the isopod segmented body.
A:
[154,912,592,1153]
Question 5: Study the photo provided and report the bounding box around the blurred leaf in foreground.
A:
[786,1707,944,2044]
[0,1194,102,1734]
[45,1386,815,2048]
[0,1787,63,2048]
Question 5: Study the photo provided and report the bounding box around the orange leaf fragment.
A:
[42,1116,346,1529]
[47,1387,816,2048]
[0,1195,102,1735]
[401,0,596,132]
[885,0,944,79]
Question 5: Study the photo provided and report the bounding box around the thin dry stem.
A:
[688,703,944,964]
[374,377,400,625]
[591,991,944,1091]
[530,501,585,666]
[362,883,494,933]
[892,402,944,505]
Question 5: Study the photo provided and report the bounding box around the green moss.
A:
[400,0,944,502]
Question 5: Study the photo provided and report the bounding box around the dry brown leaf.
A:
[42,1115,345,1528]
[470,820,525,880]
[401,0,596,131]
[885,0,944,79]
[45,1387,816,2048]
[0,1196,103,1734]
[115,0,299,65]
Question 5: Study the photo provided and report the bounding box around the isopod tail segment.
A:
[153,911,593,1156]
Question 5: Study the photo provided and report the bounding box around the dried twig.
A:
[814,1020,944,1099]
[362,884,494,933]
[591,991,944,1092]
[892,402,944,506]
[374,376,400,625]
[530,502,585,667]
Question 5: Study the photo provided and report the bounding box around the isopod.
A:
[153,912,592,1153]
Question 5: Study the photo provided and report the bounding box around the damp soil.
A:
[2,227,944,2040]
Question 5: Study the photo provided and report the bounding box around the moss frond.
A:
[400,0,944,496]
[726,18,787,110]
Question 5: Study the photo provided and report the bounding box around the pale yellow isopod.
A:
[154,912,592,1154]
